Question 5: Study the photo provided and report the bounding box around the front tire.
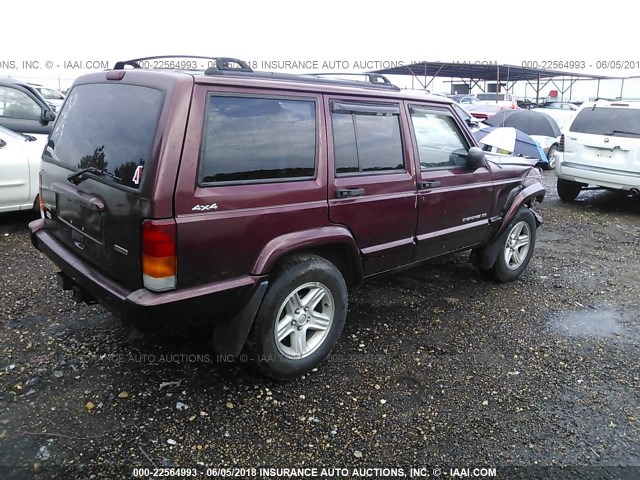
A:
[545,145,557,169]
[244,254,348,380]
[482,208,537,283]
[557,178,582,201]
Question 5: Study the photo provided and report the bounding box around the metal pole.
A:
[561,77,565,101]
[536,74,540,105]
[424,63,427,92]
[569,76,572,101]
[596,79,600,98]
[620,78,625,99]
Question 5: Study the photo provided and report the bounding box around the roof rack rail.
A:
[203,69,400,91]
[112,55,400,91]
[302,72,395,86]
[113,55,253,72]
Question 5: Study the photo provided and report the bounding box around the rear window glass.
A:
[199,96,316,184]
[46,84,163,189]
[477,93,506,101]
[570,107,640,137]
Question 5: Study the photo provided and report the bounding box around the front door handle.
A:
[336,187,365,198]
[418,180,441,190]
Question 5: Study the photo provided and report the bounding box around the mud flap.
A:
[211,281,268,357]
[531,208,543,227]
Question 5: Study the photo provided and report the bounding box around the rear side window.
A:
[47,84,163,189]
[199,96,317,185]
[570,107,640,137]
[331,101,405,175]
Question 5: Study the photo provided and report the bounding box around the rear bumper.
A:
[556,160,640,190]
[29,219,262,328]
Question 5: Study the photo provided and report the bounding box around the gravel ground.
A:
[0,171,639,480]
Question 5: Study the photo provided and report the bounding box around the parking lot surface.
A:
[1,172,639,479]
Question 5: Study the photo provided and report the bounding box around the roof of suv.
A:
[90,68,455,105]
[579,99,640,109]
[87,55,455,105]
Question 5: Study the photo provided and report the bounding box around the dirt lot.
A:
[1,171,639,479]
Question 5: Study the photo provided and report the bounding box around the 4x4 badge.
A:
[192,203,218,211]
[132,165,144,185]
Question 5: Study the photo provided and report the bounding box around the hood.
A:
[484,152,539,167]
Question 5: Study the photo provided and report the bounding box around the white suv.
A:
[555,100,640,200]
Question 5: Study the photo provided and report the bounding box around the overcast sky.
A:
[2,0,638,98]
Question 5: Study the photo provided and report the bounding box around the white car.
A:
[32,85,66,112]
[529,108,578,170]
[460,95,480,105]
[451,103,489,133]
[475,92,518,109]
[555,100,640,200]
[0,126,45,212]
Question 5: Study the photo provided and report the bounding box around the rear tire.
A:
[481,208,537,283]
[557,178,582,201]
[244,254,348,380]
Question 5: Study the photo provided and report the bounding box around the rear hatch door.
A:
[41,81,165,290]
[565,105,640,177]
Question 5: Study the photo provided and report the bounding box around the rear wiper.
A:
[68,167,122,185]
[605,130,640,136]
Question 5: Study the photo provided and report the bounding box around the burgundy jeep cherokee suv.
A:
[30,56,545,379]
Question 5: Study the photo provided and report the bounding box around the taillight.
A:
[142,219,177,292]
[558,134,565,152]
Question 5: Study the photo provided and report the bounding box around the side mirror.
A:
[41,109,56,124]
[466,147,486,170]
[0,138,6,148]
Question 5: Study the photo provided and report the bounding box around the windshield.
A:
[38,88,65,100]
[569,107,640,137]
[46,83,163,189]
[452,104,472,122]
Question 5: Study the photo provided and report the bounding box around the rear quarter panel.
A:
[174,84,332,288]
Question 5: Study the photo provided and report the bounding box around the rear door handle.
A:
[51,181,105,212]
[336,187,365,198]
[418,180,441,190]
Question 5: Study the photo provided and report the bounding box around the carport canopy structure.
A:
[370,62,619,102]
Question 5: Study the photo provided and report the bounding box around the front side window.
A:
[331,102,405,175]
[0,86,41,120]
[410,108,469,169]
[199,96,317,184]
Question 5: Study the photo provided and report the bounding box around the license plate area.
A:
[595,148,615,159]
[56,193,104,244]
